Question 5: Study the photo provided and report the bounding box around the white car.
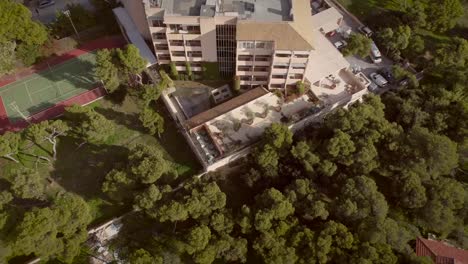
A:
[359,26,373,37]
[369,73,388,87]
[334,40,347,50]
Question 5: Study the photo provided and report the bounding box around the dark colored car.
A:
[379,68,395,84]
[359,26,373,37]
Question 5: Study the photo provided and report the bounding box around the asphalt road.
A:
[27,0,94,24]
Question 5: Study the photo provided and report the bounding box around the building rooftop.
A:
[416,237,468,264]
[161,0,292,21]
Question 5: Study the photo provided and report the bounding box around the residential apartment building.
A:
[120,0,344,92]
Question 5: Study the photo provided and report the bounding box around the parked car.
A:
[359,26,373,37]
[38,0,55,8]
[369,73,388,87]
[379,68,395,83]
[370,42,382,63]
[334,40,347,50]
[367,81,379,93]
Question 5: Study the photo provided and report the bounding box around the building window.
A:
[169,40,184,46]
[270,84,284,88]
[187,51,202,58]
[276,53,291,58]
[238,66,252,71]
[152,33,166,40]
[175,62,186,66]
[272,74,287,79]
[294,54,309,58]
[292,63,306,69]
[238,55,253,61]
[253,66,269,72]
[255,41,273,49]
[255,55,271,62]
[169,25,200,34]
[158,54,171,60]
[151,19,165,27]
[253,76,268,81]
[273,64,289,69]
[289,74,304,79]
[186,40,201,46]
[155,44,168,50]
[238,41,255,49]
[239,76,252,81]
[171,51,185,57]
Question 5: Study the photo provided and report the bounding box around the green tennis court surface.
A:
[0,52,98,122]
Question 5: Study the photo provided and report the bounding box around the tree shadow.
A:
[51,137,130,199]
[36,57,97,90]
[105,85,128,105]
[94,107,143,132]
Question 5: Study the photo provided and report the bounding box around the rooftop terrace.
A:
[160,0,292,21]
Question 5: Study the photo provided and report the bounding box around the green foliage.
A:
[403,1,426,29]
[94,45,147,92]
[129,144,173,184]
[377,25,411,59]
[0,131,21,162]
[128,249,163,264]
[102,169,135,202]
[16,43,41,66]
[264,123,293,150]
[342,33,372,57]
[0,41,16,76]
[201,62,221,80]
[64,104,115,144]
[139,107,164,136]
[9,193,91,262]
[296,81,305,94]
[0,0,48,46]
[169,61,179,80]
[233,76,241,92]
[254,188,295,232]
[185,61,193,78]
[425,0,464,32]
[49,3,96,38]
[9,168,45,200]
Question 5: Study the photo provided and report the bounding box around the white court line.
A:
[24,82,34,104]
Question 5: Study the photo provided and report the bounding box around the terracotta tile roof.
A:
[417,237,468,264]
[185,87,269,129]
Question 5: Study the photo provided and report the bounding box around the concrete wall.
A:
[200,17,218,62]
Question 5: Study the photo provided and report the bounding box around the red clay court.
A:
[0,36,126,133]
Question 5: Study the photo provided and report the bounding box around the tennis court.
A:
[0,52,98,123]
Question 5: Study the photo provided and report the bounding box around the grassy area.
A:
[0,93,200,225]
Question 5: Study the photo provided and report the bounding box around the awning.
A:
[113,7,157,67]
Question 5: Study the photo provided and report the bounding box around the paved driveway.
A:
[324,0,395,92]
[27,0,94,24]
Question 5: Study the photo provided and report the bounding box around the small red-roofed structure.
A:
[416,237,468,264]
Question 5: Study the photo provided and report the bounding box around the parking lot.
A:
[27,0,94,24]
[323,0,396,93]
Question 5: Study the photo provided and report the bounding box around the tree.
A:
[139,107,164,136]
[15,43,41,66]
[426,0,464,32]
[233,76,240,92]
[116,44,147,78]
[94,44,147,92]
[316,221,354,263]
[65,104,115,144]
[256,144,279,174]
[406,35,425,55]
[0,41,16,76]
[264,123,293,150]
[49,3,96,38]
[290,141,320,173]
[9,193,91,262]
[326,130,356,165]
[335,176,388,223]
[285,179,329,220]
[133,184,163,211]
[10,168,45,200]
[377,26,411,58]
[129,144,173,184]
[139,84,163,106]
[0,0,48,46]
[128,249,163,264]
[26,120,69,160]
[185,225,211,254]
[342,33,372,58]
[0,131,21,163]
[254,188,295,232]
[95,49,120,92]
[102,169,135,201]
[392,170,427,209]
[403,1,426,29]
[169,61,179,80]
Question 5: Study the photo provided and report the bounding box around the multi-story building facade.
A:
[120,0,343,92]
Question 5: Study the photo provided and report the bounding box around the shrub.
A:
[49,3,96,38]
[233,76,241,92]
[296,81,305,95]
[16,43,41,66]
[169,62,179,80]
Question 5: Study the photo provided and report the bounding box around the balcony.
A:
[253,61,271,66]
[185,46,202,52]
[169,46,185,51]
[272,68,288,74]
[171,56,186,61]
[290,57,308,64]
[274,57,291,63]
[252,71,270,76]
